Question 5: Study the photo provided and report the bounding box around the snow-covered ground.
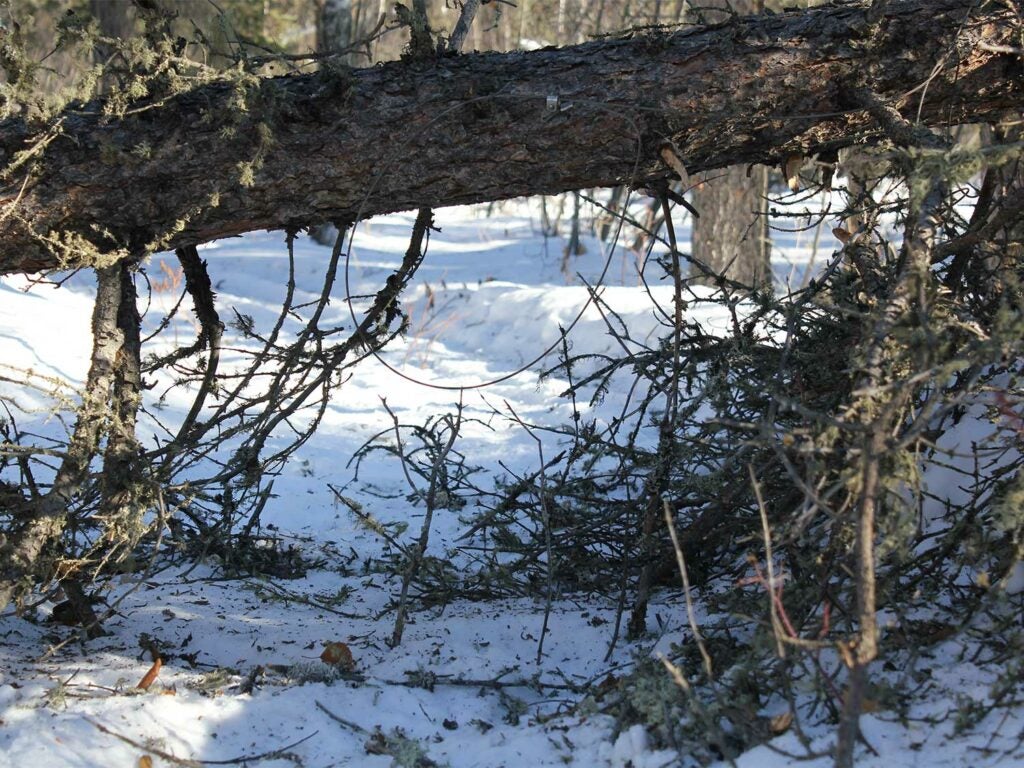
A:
[1,199,1021,767]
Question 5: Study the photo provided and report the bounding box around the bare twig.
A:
[750,464,785,659]
[85,717,316,766]
[390,397,464,647]
[502,401,557,665]
[316,700,368,734]
[662,500,713,679]
[448,0,482,53]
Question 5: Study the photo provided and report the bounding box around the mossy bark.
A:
[0,0,1018,274]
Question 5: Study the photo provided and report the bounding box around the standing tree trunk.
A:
[50,0,144,636]
[690,165,771,287]
[0,265,126,615]
[690,0,771,289]
[311,0,356,246]
[318,0,354,62]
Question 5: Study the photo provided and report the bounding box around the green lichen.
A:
[992,471,1024,535]
[37,230,129,270]
[237,159,256,187]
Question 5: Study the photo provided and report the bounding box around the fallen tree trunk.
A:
[0,0,1019,274]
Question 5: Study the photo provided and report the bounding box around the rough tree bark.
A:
[310,0,356,246]
[691,166,771,286]
[0,0,1019,276]
[690,0,772,288]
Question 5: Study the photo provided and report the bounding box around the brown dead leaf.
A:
[137,657,162,690]
[833,227,853,245]
[138,755,154,768]
[321,641,355,671]
[784,153,802,192]
[659,144,690,188]
[837,641,855,669]
[861,698,882,713]
[769,711,794,735]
